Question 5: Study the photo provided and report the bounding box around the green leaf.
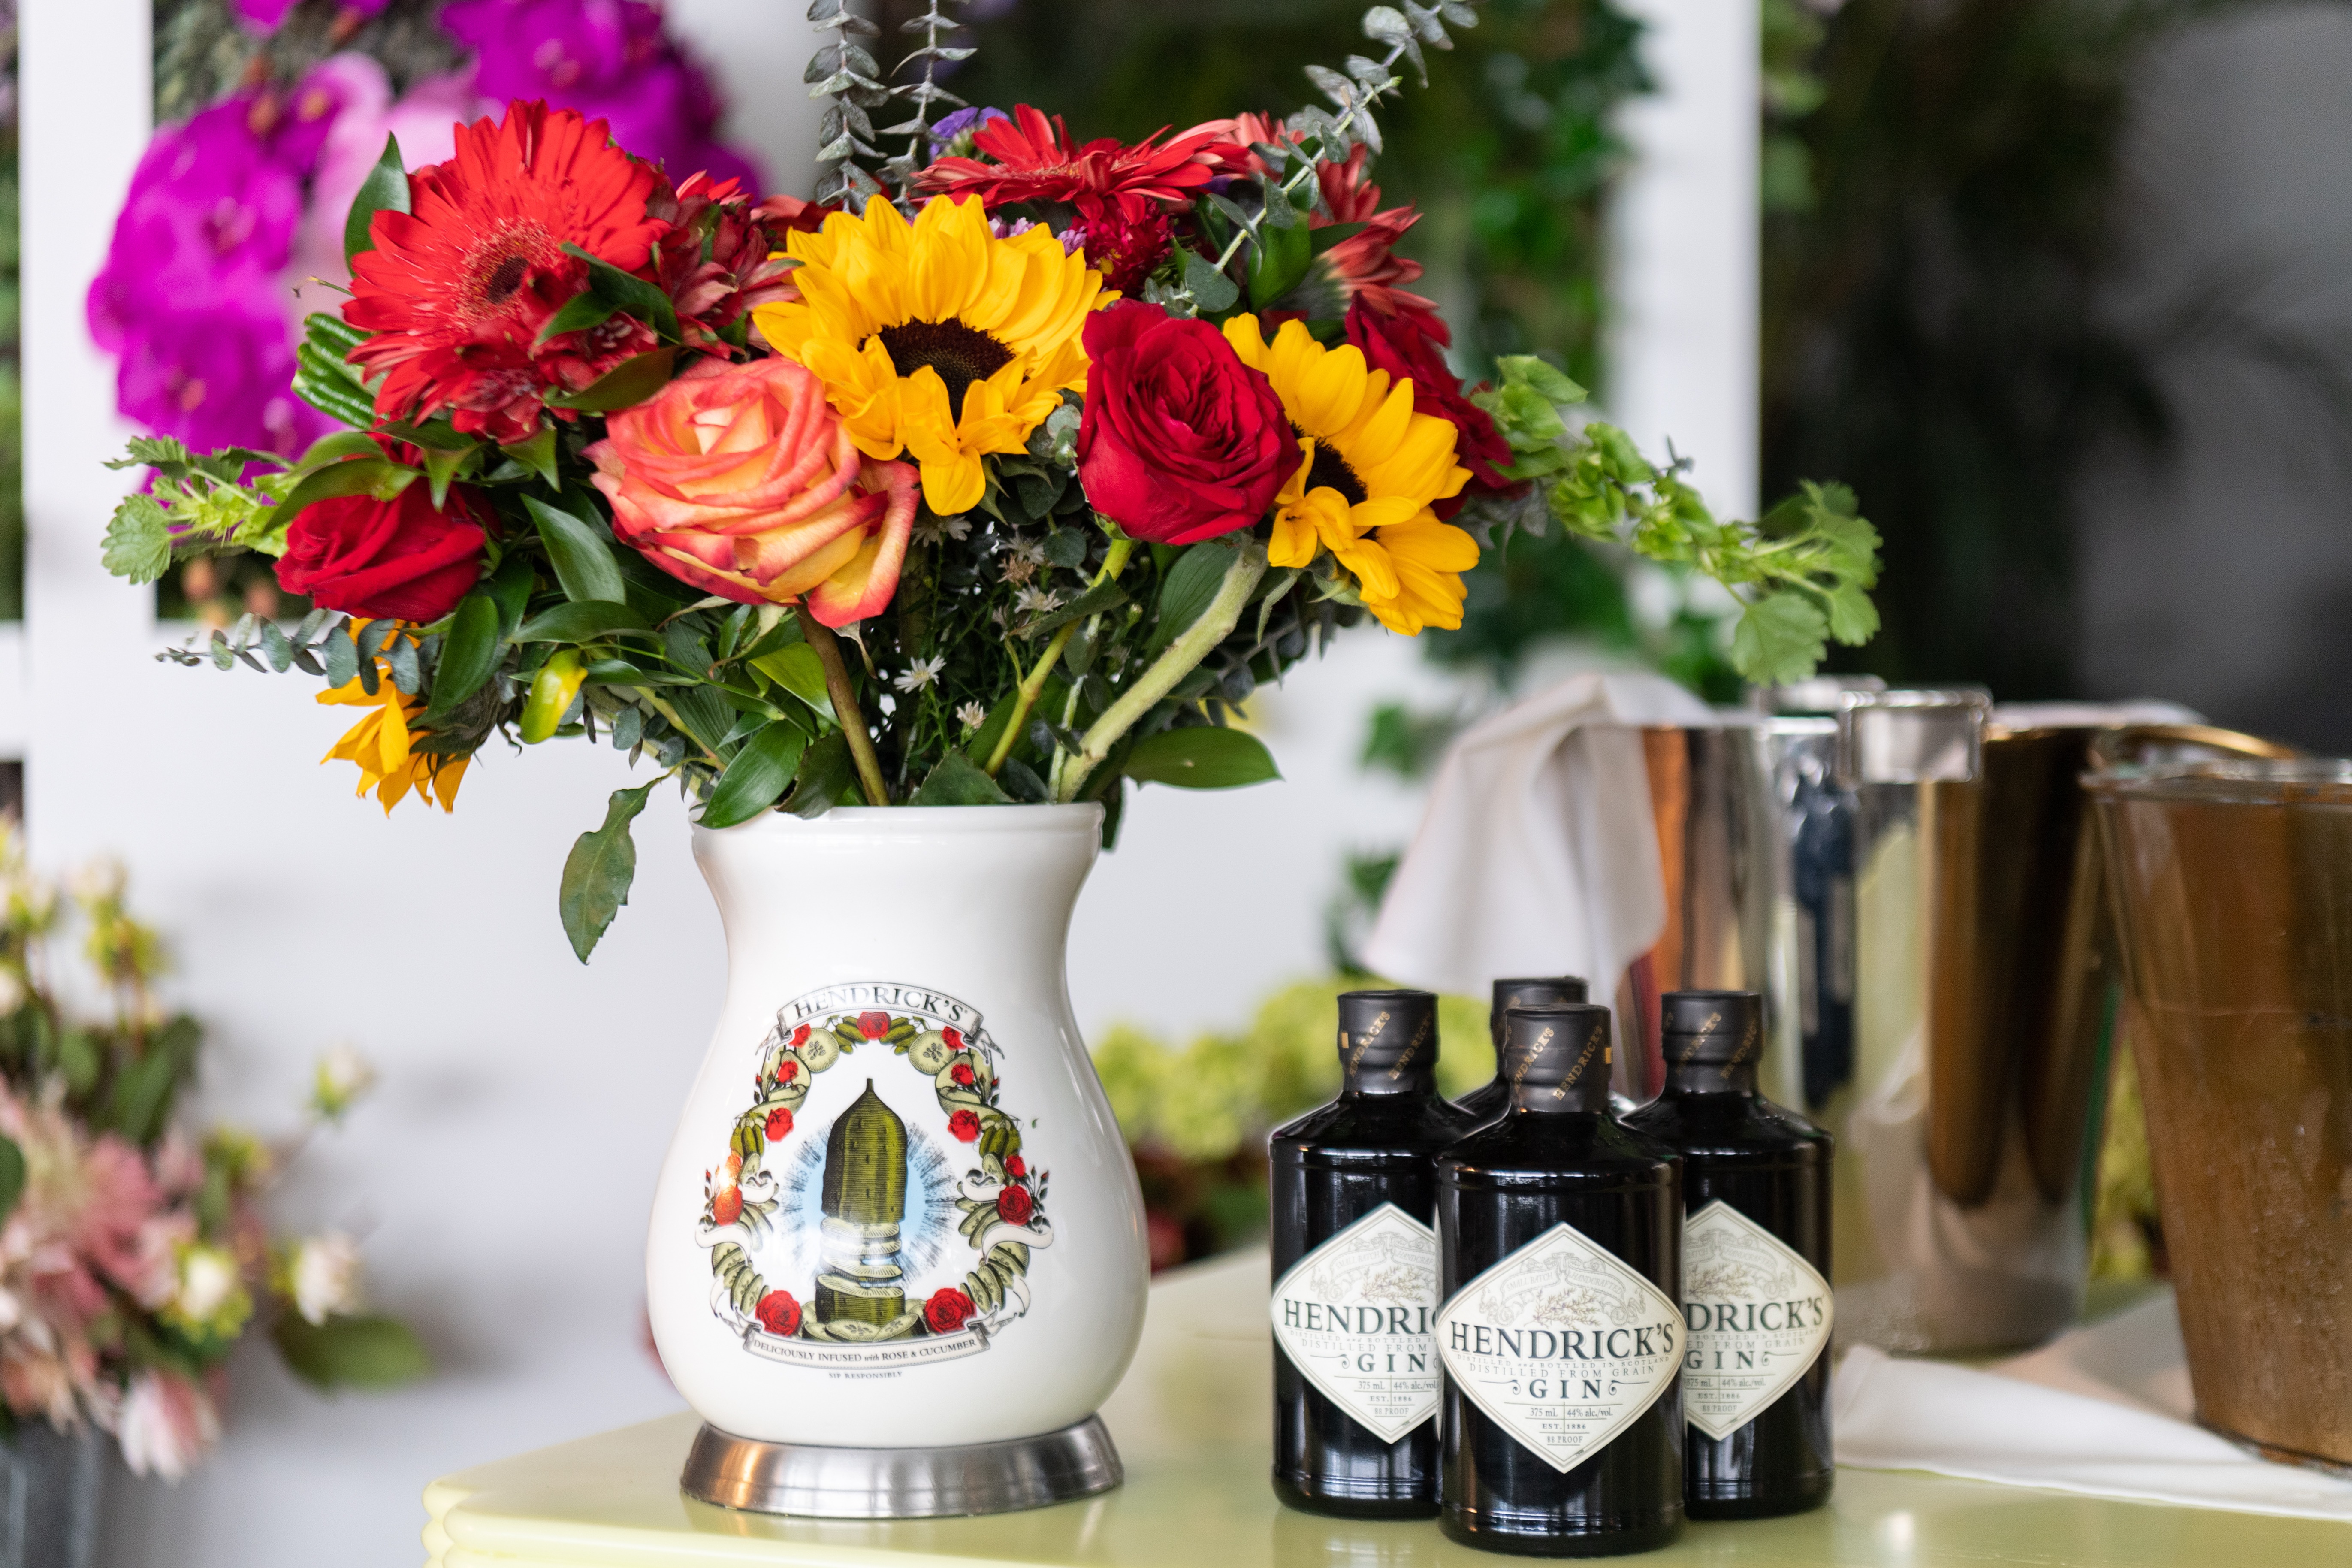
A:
[0,1136,24,1225]
[514,599,649,642]
[1149,543,1236,654]
[667,684,737,758]
[486,554,536,636]
[788,731,854,818]
[499,424,561,490]
[273,1312,432,1390]
[1181,248,1240,313]
[535,289,620,347]
[275,458,416,520]
[1728,590,1830,685]
[559,781,655,962]
[343,134,410,265]
[105,1049,181,1147]
[1020,578,1128,640]
[751,644,835,722]
[420,442,477,510]
[100,494,172,584]
[1496,353,1587,407]
[910,749,1013,806]
[542,347,679,414]
[424,593,503,719]
[1248,199,1315,309]
[525,493,630,605]
[700,722,810,828]
[558,243,681,341]
[1124,725,1282,789]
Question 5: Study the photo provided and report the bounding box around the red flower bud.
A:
[857,1011,891,1040]
[764,1106,794,1141]
[791,1024,812,1047]
[1005,1155,1026,1178]
[996,1184,1035,1226]
[711,1187,743,1227]
[943,1027,963,1050]
[777,1060,800,1083]
[948,1109,982,1143]
[924,1286,975,1335]
[755,1290,802,1337]
[950,1062,975,1087]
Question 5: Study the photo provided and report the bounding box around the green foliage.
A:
[0,1136,21,1226]
[559,782,655,963]
[342,133,408,264]
[910,749,1014,806]
[1123,725,1281,789]
[271,1313,431,1391]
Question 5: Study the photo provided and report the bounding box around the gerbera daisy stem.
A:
[1058,538,1268,804]
[795,608,893,807]
[985,536,1135,779]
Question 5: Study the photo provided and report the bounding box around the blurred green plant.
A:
[1093,976,1488,1266]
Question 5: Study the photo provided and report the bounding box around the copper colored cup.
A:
[2089,761,2352,1472]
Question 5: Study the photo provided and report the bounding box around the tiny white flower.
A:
[1000,555,1039,586]
[940,516,973,541]
[892,656,947,694]
[174,1246,240,1323]
[290,1231,365,1326]
[957,701,988,733]
[311,1044,378,1123]
[1014,586,1063,616]
[913,517,945,547]
[69,858,126,907]
[1012,538,1048,565]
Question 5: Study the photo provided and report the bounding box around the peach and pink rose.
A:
[586,357,919,625]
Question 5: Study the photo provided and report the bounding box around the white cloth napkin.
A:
[1833,1290,2352,1520]
[1359,670,1710,1014]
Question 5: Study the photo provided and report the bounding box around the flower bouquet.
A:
[0,835,422,1482]
[99,0,1881,967]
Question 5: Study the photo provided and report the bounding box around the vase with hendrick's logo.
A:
[1269,989,1478,1517]
[1456,977,1589,1124]
[1436,1004,1685,1556]
[1626,991,1832,1519]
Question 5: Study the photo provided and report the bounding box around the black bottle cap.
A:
[1335,989,1438,1093]
[1487,975,1589,1047]
[1661,991,1765,1069]
[1499,1004,1613,1112]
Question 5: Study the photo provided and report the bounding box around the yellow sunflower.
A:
[1220,314,1476,634]
[751,195,1107,517]
[318,644,468,814]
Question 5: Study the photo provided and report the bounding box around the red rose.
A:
[274,480,492,622]
[755,1290,802,1336]
[924,1287,975,1335]
[776,1060,800,1083]
[1005,1155,1026,1178]
[996,1184,1035,1226]
[1343,301,1517,515]
[950,1062,975,1087]
[857,1011,891,1040]
[948,1109,982,1142]
[791,1024,811,1048]
[764,1106,794,1140]
[1077,301,1293,545]
[710,1186,743,1227]
[942,1028,963,1050]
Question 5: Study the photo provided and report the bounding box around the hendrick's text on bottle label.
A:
[1271,1203,1443,1442]
[1679,1200,1833,1440]
[1435,1223,1683,1472]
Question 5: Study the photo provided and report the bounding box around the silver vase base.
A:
[679,1415,1123,1519]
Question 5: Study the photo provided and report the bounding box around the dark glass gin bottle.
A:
[1456,976,1589,1124]
[1270,988,1478,1517]
[1436,1006,1685,1556]
[1625,991,1833,1519]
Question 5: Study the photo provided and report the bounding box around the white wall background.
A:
[14,2,1754,1561]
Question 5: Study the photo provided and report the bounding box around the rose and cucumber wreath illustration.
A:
[696,987,1050,1358]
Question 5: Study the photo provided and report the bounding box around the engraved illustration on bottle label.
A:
[1679,1199,1833,1440]
[1270,1204,1441,1442]
[1435,1223,1684,1473]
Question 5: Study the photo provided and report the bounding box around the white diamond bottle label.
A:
[1679,1200,1833,1441]
[1270,1204,1442,1442]
[1435,1224,1684,1473]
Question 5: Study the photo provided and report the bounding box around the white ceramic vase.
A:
[645,803,1150,1448]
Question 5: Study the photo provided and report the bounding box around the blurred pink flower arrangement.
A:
[89,0,758,459]
[0,840,420,1479]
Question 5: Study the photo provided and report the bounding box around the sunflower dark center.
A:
[483,253,531,305]
[876,319,1016,420]
[1299,429,1368,507]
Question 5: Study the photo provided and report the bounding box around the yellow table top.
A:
[424,1251,2346,1567]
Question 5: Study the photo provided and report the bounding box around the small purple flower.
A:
[928,106,1008,149]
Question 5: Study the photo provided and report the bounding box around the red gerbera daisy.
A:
[918,103,1240,209]
[345,100,671,444]
[1311,145,1441,326]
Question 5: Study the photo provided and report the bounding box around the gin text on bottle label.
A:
[1679,1200,1833,1441]
[1435,1223,1684,1472]
[1270,1204,1443,1442]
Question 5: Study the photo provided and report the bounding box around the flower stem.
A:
[984,535,1136,778]
[1057,538,1267,804]
[796,608,891,807]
